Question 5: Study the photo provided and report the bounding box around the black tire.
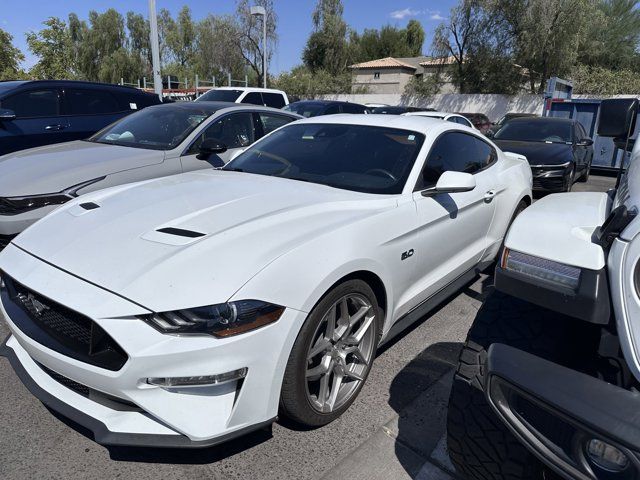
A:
[578,160,591,183]
[446,291,599,480]
[563,166,575,192]
[484,199,528,273]
[279,279,382,427]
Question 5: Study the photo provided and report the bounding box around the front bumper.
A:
[531,165,572,191]
[486,344,640,480]
[0,244,305,447]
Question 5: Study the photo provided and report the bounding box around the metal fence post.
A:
[143,77,147,89]
[228,72,231,86]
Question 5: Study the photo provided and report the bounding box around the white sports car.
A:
[0,114,532,447]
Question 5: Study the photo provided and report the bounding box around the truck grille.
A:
[532,177,566,191]
[0,272,128,371]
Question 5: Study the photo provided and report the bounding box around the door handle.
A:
[484,190,497,202]
[45,124,65,131]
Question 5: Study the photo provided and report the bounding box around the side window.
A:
[446,117,458,124]
[417,132,497,190]
[261,92,286,109]
[341,103,366,114]
[65,89,121,115]
[187,112,256,154]
[456,116,473,128]
[0,89,60,118]
[258,113,295,136]
[242,92,264,106]
[324,104,340,115]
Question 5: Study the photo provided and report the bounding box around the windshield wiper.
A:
[223,167,244,172]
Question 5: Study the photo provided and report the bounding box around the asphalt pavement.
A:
[0,175,616,480]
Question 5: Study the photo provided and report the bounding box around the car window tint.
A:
[341,103,366,114]
[418,132,496,189]
[446,117,458,123]
[188,112,256,154]
[65,89,121,115]
[197,89,243,102]
[259,113,295,136]
[324,104,340,115]
[1,89,59,118]
[261,92,286,109]
[242,92,264,106]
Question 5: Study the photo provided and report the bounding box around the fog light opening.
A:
[586,438,630,472]
[146,367,248,388]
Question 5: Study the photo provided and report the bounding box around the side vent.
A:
[156,227,206,238]
[79,202,100,211]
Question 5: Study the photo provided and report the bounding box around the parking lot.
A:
[0,175,616,480]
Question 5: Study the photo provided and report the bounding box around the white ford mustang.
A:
[0,114,532,447]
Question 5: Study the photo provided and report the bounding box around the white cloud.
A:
[390,8,421,19]
[430,13,446,21]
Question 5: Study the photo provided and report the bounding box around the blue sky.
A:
[0,0,455,74]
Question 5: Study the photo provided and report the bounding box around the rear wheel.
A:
[280,279,381,427]
[578,160,591,183]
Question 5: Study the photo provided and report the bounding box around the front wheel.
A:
[280,279,381,427]
[577,160,591,183]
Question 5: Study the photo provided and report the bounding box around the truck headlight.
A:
[140,300,285,337]
[501,248,581,290]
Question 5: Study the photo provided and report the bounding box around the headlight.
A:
[141,300,285,337]
[502,248,581,290]
[0,176,105,215]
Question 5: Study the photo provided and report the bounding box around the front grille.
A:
[0,198,23,216]
[0,272,128,371]
[532,176,565,191]
[0,234,16,250]
[40,363,91,396]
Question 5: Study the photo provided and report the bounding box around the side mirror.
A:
[598,98,638,142]
[421,171,476,196]
[576,138,593,147]
[197,138,227,160]
[0,108,16,121]
[485,130,495,138]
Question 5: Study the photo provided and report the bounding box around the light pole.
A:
[250,5,267,88]
[148,0,163,99]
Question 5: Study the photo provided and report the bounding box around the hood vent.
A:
[156,227,206,238]
[79,202,100,211]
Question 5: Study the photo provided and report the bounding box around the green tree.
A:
[165,6,196,68]
[273,64,357,97]
[195,14,246,81]
[26,17,76,79]
[126,12,151,76]
[405,20,425,56]
[303,0,350,74]
[0,28,25,80]
[234,0,277,86]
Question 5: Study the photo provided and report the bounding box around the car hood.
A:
[0,141,164,197]
[12,171,395,312]
[493,140,573,166]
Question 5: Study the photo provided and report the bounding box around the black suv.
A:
[0,80,162,155]
[283,100,369,117]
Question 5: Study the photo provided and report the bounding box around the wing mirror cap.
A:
[576,138,594,147]
[421,171,476,196]
[597,98,638,143]
[197,139,228,160]
[0,108,16,121]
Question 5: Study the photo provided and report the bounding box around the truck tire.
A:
[446,291,598,480]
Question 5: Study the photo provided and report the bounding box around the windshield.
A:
[88,106,212,150]
[224,123,425,194]
[494,120,572,143]
[196,89,242,102]
[283,103,325,118]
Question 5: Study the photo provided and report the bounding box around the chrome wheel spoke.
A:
[324,305,337,342]
[326,371,344,411]
[344,366,364,382]
[317,365,332,406]
[308,337,331,360]
[343,305,371,339]
[306,355,332,380]
[344,314,375,346]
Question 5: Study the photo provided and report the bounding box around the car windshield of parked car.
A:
[283,102,326,118]
[196,89,243,102]
[494,120,572,144]
[224,123,425,194]
[88,106,212,150]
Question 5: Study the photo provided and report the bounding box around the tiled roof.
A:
[349,57,417,70]
[420,56,457,66]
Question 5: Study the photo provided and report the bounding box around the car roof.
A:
[293,113,463,135]
[404,111,457,118]
[507,116,575,124]
[150,101,302,117]
[213,86,286,95]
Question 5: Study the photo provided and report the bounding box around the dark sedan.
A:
[283,100,368,117]
[493,117,593,192]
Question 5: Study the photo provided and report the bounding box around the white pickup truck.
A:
[447,98,640,480]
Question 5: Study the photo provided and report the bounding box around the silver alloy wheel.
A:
[305,293,376,413]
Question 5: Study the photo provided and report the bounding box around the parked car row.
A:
[0,80,535,450]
